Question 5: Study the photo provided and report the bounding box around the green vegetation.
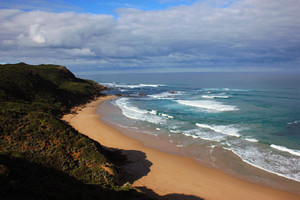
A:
[0,63,152,199]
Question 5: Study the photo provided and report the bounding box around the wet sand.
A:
[62,96,300,200]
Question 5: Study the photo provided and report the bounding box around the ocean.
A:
[78,72,300,188]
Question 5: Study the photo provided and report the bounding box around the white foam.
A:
[245,138,259,143]
[160,113,174,119]
[208,144,217,148]
[182,129,226,142]
[226,141,232,147]
[226,146,300,182]
[204,88,252,92]
[202,95,229,99]
[223,147,232,151]
[114,84,143,88]
[139,84,160,87]
[175,100,238,112]
[201,95,214,99]
[115,98,165,124]
[99,82,115,86]
[270,144,300,157]
[156,128,161,131]
[196,123,241,137]
[100,83,138,88]
[170,130,181,133]
[148,109,174,119]
[149,110,157,115]
[287,120,300,125]
[101,83,164,89]
[149,91,184,100]
[149,92,173,99]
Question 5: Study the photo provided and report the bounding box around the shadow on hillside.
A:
[0,155,205,200]
[104,147,153,184]
[0,154,111,200]
[104,148,204,200]
[137,187,205,200]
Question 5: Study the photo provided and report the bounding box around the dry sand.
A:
[62,96,300,200]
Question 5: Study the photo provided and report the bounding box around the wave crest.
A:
[202,95,229,99]
[175,100,238,112]
[196,123,241,137]
[115,98,165,124]
[101,83,164,88]
[270,144,300,157]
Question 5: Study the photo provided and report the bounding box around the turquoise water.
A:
[79,72,300,182]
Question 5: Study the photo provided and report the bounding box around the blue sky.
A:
[1,0,300,74]
[0,0,197,15]
[73,0,196,15]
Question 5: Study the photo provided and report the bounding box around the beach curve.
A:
[62,95,300,200]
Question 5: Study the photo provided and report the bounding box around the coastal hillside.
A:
[0,62,106,111]
[0,63,152,199]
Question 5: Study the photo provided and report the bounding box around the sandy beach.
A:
[62,96,300,200]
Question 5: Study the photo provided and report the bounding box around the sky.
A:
[1,0,300,74]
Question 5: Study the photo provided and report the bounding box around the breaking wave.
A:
[196,123,241,137]
[115,98,165,124]
[101,82,165,88]
[202,95,229,99]
[175,100,238,112]
[270,144,300,157]
[149,91,185,99]
[225,145,300,182]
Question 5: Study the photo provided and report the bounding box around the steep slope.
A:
[0,63,152,200]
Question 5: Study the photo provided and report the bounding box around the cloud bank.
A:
[1,0,300,73]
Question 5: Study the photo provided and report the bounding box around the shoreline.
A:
[98,100,300,194]
[98,98,300,194]
[62,96,300,200]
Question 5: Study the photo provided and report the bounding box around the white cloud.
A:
[66,48,96,56]
[32,35,46,44]
[1,0,300,72]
